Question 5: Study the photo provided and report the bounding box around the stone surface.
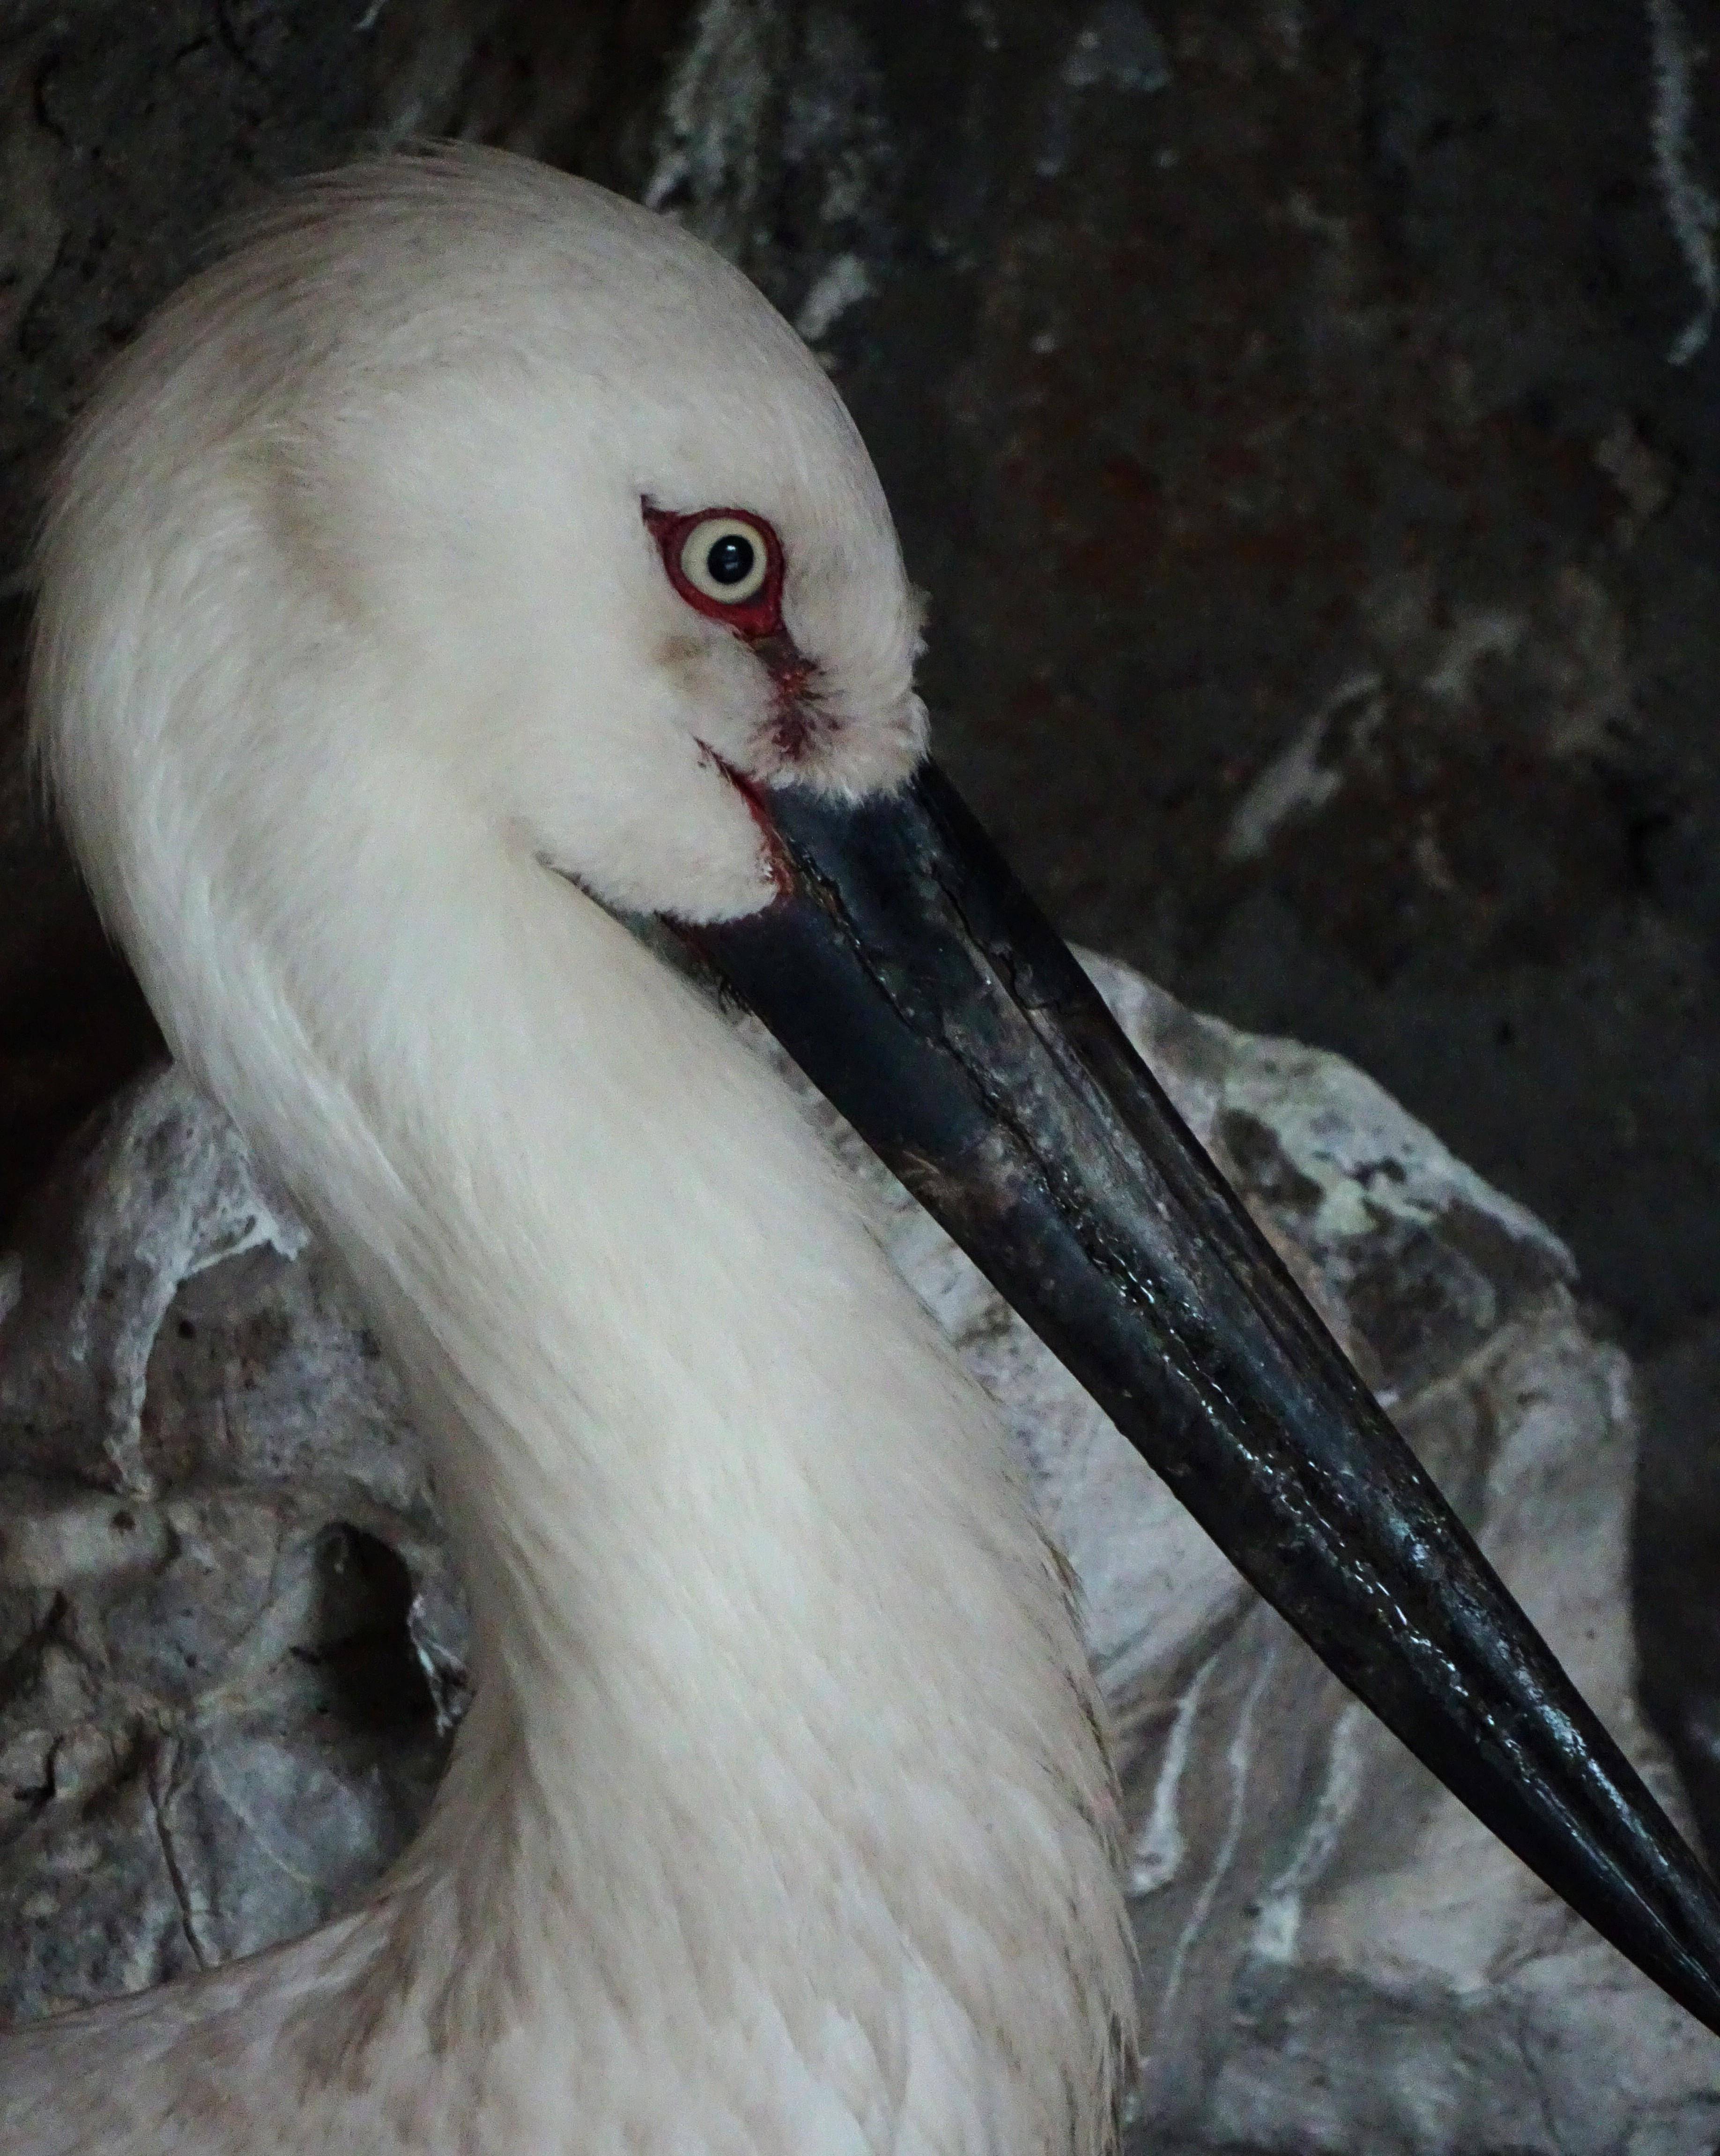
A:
[2,953,1715,2150]
[0,1077,462,2022]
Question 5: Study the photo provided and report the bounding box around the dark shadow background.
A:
[4,0,1720,1838]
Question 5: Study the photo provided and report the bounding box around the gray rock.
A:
[0,1074,460,2022]
[1,953,1716,2150]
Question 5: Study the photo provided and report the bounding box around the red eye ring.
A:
[643,499,786,641]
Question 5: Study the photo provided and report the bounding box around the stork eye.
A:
[679,517,771,604]
[642,499,785,634]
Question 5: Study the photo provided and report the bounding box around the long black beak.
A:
[687,757,1720,2037]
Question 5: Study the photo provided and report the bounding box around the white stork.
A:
[5,145,1720,2155]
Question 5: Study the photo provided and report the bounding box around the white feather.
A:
[7,146,1134,2155]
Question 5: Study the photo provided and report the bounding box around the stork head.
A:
[35,148,925,929]
[31,146,1720,2048]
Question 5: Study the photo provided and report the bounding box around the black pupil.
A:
[705,533,756,588]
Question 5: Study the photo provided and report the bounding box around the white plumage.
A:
[4,148,1134,2154]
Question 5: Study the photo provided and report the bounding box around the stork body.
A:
[5,153,1131,2154]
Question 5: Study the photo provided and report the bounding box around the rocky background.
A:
[3,1,1720,2149]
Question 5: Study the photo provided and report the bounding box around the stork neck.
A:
[231,819,961,1824]
[179,784,1126,2152]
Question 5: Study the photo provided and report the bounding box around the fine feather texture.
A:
[9,147,1136,2154]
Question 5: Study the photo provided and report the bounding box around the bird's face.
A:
[246,219,928,924]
